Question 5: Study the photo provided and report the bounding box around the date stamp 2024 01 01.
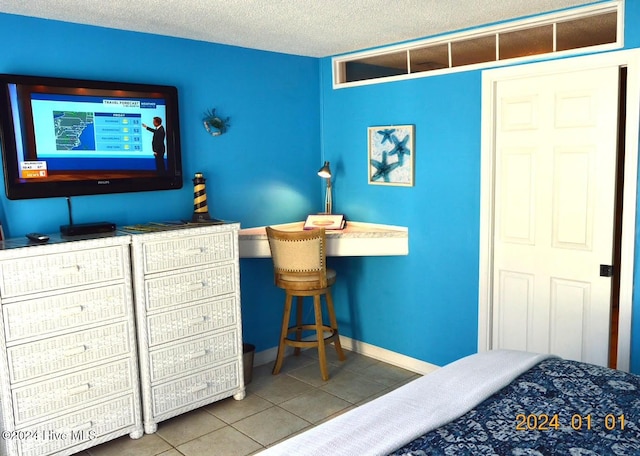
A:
[516,413,626,432]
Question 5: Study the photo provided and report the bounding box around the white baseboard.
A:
[339,336,440,375]
[252,336,440,376]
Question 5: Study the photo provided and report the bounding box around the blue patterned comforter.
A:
[390,359,640,455]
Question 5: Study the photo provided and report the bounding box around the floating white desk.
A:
[238,221,408,258]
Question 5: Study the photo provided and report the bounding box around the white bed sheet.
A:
[258,349,554,456]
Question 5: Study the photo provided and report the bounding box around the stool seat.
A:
[278,268,336,289]
[266,227,345,381]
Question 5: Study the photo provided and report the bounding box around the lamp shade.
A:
[317,161,332,178]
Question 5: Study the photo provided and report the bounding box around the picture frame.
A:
[368,125,414,186]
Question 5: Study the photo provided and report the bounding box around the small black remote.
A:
[26,232,50,242]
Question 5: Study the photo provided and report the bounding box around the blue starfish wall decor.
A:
[368,125,414,186]
[388,134,411,165]
[370,151,400,182]
[376,128,396,144]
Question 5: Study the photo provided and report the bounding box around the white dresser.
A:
[0,235,143,456]
[129,222,245,434]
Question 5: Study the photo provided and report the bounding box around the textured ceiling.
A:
[0,0,596,57]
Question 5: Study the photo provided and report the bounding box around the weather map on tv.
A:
[53,110,97,151]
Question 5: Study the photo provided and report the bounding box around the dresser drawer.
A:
[145,264,236,312]
[7,322,132,383]
[0,246,127,298]
[3,284,130,342]
[151,361,240,416]
[12,358,134,426]
[147,297,237,346]
[149,329,239,383]
[141,231,235,274]
[17,394,136,456]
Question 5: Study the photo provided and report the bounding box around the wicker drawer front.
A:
[3,284,129,342]
[152,361,240,416]
[0,246,126,298]
[147,297,237,346]
[142,231,235,274]
[7,322,131,383]
[150,330,239,383]
[145,264,235,312]
[18,394,136,456]
[12,358,134,426]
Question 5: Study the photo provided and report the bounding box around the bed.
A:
[258,350,640,455]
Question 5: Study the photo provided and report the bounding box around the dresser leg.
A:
[129,429,144,439]
[144,422,158,434]
[233,388,246,400]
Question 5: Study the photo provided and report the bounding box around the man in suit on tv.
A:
[142,116,166,174]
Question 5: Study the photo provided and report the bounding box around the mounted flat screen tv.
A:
[0,73,183,200]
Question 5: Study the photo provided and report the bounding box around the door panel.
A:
[549,278,590,362]
[497,271,533,351]
[552,147,592,248]
[500,148,535,244]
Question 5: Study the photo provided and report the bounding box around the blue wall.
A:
[0,14,320,234]
[318,70,482,366]
[1,3,639,373]
[319,2,640,371]
[0,13,320,355]
[318,68,483,366]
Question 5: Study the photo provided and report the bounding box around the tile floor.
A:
[77,349,421,456]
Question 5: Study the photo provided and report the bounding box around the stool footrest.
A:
[284,325,339,348]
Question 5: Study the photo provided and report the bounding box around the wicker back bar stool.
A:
[265,226,345,381]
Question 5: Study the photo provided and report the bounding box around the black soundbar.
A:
[60,221,116,236]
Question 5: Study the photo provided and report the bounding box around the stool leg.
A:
[294,296,303,356]
[314,294,329,381]
[273,292,293,375]
[326,289,346,361]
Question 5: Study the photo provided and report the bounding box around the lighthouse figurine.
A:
[192,172,211,222]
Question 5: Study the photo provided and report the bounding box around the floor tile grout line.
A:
[161,417,271,454]
[272,396,353,426]
[228,418,279,452]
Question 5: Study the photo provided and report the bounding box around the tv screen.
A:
[0,73,183,200]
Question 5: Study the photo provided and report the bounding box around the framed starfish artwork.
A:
[368,125,414,186]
